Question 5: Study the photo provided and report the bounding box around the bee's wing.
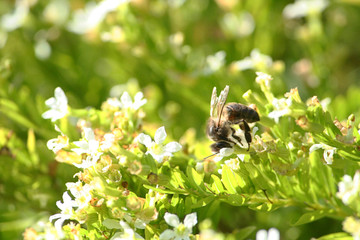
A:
[210,87,218,117]
[217,85,229,118]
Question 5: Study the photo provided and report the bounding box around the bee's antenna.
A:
[202,153,217,160]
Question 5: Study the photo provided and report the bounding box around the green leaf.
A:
[209,174,225,194]
[143,184,187,194]
[186,166,207,194]
[316,232,352,240]
[171,168,191,189]
[232,226,256,240]
[291,209,337,226]
[191,196,215,208]
[221,165,239,194]
[221,194,246,206]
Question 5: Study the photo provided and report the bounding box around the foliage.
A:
[1,0,360,239]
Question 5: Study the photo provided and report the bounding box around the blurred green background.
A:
[1,0,360,239]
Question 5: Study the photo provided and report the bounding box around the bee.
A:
[206,85,260,154]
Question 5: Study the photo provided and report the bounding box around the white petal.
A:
[155,126,167,144]
[137,133,152,148]
[159,229,176,240]
[184,212,197,229]
[121,91,132,107]
[323,149,334,165]
[54,218,66,238]
[256,229,267,240]
[54,87,68,104]
[149,152,164,163]
[134,92,144,102]
[219,147,234,157]
[164,142,182,153]
[164,212,180,228]
[84,128,95,141]
[103,219,121,229]
[268,228,280,240]
[309,144,323,153]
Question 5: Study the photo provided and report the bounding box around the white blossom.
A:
[120,91,147,110]
[336,171,360,205]
[49,191,77,238]
[42,87,68,122]
[268,97,292,124]
[232,49,273,71]
[256,228,280,240]
[309,143,336,164]
[66,181,93,209]
[283,0,329,19]
[203,51,226,75]
[72,128,103,168]
[214,147,234,162]
[137,126,182,163]
[67,0,130,34]
[1,0,30,32]
[47,125,69,153]
[159,212,197,240]
[103,220,144,240]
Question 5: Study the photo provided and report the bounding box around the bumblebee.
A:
[206,85,260,153]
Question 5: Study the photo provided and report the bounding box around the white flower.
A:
[103,220,144,240]
[203,51,226,75]
[343,216,360,240]
[336,171,360,205]
[67,0,130,34]
[42,87,68,122]
[47,125,69,153]
[268,97,292,124]
[72,128,103,168]
[232,49,273,71]
[309,143,336,164]
[283,0,329,19]
[66,181,93,209]
[221,11,255,38]
[256,228,280,240]
[256,72,273,88]
[120,91,147,110]
[159,212,197,240]
[100,133,115,151]
[1,0,29,32]
[137,126,182,163]
[49,191,77,238]
[214,147,234,162]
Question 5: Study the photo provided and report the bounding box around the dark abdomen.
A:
[225,103,260,123]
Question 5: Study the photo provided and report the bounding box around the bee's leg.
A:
[230,127,243,146]
[210,141,233,153]
[239,120,252,151]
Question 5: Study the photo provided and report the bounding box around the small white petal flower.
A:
[137,127,182,163]
[268,97,292,123]
[160,212,197,240]
[283,0,328,19]
[232,49,273,71]
[49,191,77,238]
[154,126,167,145]
[47,125,69,153]
[164,213,180,228]
[337,171,360,205]
[204,51,226,75]
[137,133,152,148]
[214,147,234,162]
[309,143,336,165]
[256,228,280,240]
[120,91,147,110]
[42,87,68,122]
[106,220,144,240]
[72,128,103,168]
